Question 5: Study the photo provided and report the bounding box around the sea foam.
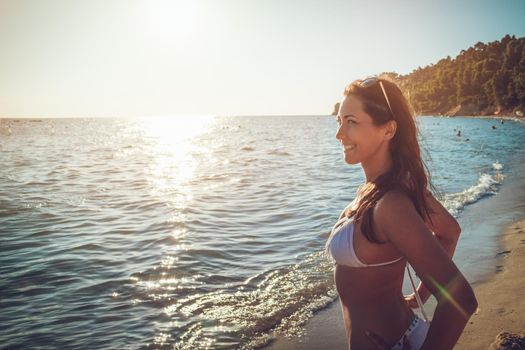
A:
[442,168,504,217]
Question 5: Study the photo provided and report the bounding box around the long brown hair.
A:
[343,76,435,244]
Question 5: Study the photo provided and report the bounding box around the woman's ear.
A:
[384,120,397,140]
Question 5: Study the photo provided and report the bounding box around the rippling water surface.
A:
[1,116,524,349]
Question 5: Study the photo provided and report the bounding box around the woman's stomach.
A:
[334,263,414,347]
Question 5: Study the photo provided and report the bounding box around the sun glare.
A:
[138,0,201,38]
[141,115,214,144]
[140,116,215,199]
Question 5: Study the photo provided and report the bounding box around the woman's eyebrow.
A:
[335,114,358,122]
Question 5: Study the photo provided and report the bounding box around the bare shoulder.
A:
[371,188,458,279]
[375,189,413,211]
[374,189,417,220]
[372,189,428,243]
[374,189,461,245]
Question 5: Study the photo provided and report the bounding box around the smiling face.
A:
[335,94,395,166]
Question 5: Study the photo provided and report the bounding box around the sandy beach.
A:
[455,219,525,349]
[266,218,525,349]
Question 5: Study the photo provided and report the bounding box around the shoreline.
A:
[265,217,525,350]
[420,114,525,122]
[263,115,525,349]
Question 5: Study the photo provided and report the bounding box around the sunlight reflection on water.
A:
[140,115,216,188]
[1,116,525,349]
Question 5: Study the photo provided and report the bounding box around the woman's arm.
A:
[423,189,461,250]
[374,190,478,350]
[409,190,461,304]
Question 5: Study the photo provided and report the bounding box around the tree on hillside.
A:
[385,35,524,115]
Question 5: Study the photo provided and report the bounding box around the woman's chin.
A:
[343,156,360,165]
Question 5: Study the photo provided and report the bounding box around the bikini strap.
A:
[406,264,429,323]
[364,255,405,267]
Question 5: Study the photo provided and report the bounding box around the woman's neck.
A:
[361,151,393,183]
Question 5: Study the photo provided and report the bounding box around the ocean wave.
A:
[492,161,503,170]
[2,117,524,350]
[442,170,505,217]
[154,251,336,350]
[268,149,291,156]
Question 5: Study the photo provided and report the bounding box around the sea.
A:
[1,115,525,349]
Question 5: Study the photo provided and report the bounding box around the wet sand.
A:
[265,218,525,349]
[455,219,525,349]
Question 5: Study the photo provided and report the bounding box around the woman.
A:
[326,76,478,349]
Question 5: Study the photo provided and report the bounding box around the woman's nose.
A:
[335,125,343,141]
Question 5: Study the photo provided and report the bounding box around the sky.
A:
[0,0,524,117]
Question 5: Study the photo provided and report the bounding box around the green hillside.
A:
[334,35,525,117]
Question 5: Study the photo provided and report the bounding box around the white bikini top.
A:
[326,215,404,268]
[325,199,430,322]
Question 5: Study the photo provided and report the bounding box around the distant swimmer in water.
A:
[492,125,497,130]
[330,76,477,350]
[457,130,461,137]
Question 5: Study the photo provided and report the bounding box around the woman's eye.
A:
[337,119,355,126]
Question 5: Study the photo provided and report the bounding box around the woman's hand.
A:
[366,330,412,350]
[404,293,420,309]
[404,288,431,309]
